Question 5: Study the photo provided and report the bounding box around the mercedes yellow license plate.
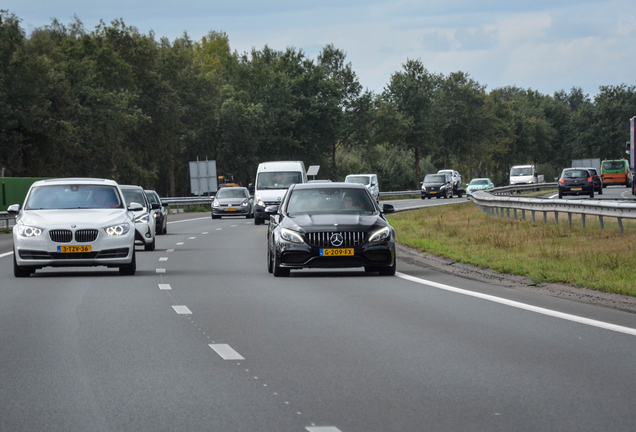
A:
[320,248,354,256]
[571,187,582,191]
[430,191,437,194]
[58,245,91,253]
[224,208,237,211]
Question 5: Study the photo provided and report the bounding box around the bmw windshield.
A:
[24,184,124,210]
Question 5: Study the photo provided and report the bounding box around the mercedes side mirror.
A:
[7,204,20,214]
[382,204,395,214]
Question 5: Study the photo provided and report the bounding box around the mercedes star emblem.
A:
[330,233,344,247]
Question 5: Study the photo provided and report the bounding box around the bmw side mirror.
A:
[127,202,143,212]
[382,204,395,214]
[7,204,20,214]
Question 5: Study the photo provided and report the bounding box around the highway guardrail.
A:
[469,190,636,232]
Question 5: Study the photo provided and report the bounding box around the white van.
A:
[344,174,379,202]
[253,161,307,225]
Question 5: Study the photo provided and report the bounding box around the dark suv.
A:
[558,168,594,199]
[421,172,453,199]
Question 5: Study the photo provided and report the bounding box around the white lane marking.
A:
[216,228,222,231]
[209,344,245,360]
[202,232,209,234]
[167,249,175,252]
[306,427,342,432]
[156,269,166,274]
[396,272,636,336]
[159,257,168,261]
[231,225,237,227]
[0,251,13,259]
[172,305,192,314]
[158,284,172,290]
[167,217,210,224]
[176,242,184,245]
[189,237,196,239]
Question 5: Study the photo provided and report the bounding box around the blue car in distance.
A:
[466,178,495,197]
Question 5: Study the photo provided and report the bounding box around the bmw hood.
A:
[19,209,130,229]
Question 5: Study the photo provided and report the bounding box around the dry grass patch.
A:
[388,202,636,296]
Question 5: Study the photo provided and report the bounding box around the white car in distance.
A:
[119,185,157,251]
[344,174,380,202]
[9,178,139,277]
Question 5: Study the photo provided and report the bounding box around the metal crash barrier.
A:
[470,190,636,232]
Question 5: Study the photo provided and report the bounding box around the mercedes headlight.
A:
[134,212,150,224]
[279,228,304,244]
[368,226,391,243]
[421,186,427,191]
[17,225,43,237]
[105,223,130,236]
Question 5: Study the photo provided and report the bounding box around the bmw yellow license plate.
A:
[571,188,582,191]
[58,245,91,253]
[320,248,354,256]
[224,208,237,211]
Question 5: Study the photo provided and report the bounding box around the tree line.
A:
[2,11,636,196]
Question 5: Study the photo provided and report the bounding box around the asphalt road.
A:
[1,207,636,431]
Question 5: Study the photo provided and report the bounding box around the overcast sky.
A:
[4,0,635,97]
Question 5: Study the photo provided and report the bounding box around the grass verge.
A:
[388,202,636,296]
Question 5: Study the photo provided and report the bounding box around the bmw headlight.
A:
[134,212,150,224]
[17,225,43,237]
[257,199,265,207]
[279,228,304,244]
[105,223,130,236]
[368,226,391,243]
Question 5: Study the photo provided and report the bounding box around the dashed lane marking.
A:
[176,242,184,245]
[306,427,342,432]
[209,344,245,360]
[159,257,168,261]
[396,272,636,336]
[172,305,192,314]
[158,284,172,290]
[189,237,196,239]
[156,269,166,274]
[167,217,210,224]
[167,249,174,252]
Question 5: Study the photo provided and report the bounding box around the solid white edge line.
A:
[396,272,636,336]
[0,251,13,259]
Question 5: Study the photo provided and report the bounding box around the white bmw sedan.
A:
[9,178,140,277]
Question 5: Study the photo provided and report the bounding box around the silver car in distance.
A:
[9,178,140,277]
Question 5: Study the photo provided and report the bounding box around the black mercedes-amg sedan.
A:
[265,182,396,277]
